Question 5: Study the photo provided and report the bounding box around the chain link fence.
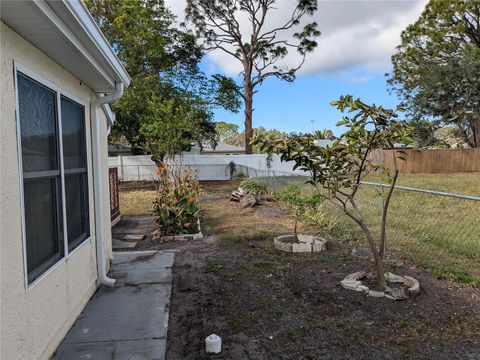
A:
[261,173,480,283]
[117,160,479,282]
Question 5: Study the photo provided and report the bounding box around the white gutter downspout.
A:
[91,82,124,287]
[101,103,116,135]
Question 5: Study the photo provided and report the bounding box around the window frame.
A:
[60,95,91,252]
[14,64,92,291]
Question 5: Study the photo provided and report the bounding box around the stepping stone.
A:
[123,234,146,241]
[113,239,138,249]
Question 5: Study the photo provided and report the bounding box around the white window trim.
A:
[14,63,93,292]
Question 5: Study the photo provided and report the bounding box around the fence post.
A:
[378,185,387,254]
[273,171,279,194]
[119,154,124,181]
[137,165,140,181]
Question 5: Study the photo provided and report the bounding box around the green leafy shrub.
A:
[240,178,268,195]
[277,184,302,204]
[303,207,339,232]
[152,164,201,236]
[278,184,337,233]
[278,184,323,209]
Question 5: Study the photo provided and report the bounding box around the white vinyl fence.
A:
[109,154,308,181]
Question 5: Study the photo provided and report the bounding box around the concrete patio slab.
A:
[113,251,175,271]
[51,250,174,360]
[112,268,172,285]
[62,284,170,342]
[51,339,166,360]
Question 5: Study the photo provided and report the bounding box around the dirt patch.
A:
[116,182,480,359]
[257,204,288,217]
[164,235,480,359]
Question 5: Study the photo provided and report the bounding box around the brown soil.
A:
[115,183,480,359]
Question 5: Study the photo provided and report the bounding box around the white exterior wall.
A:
[1,22,112,360]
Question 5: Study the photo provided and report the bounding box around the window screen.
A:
[61,96,89,251]
[17,73,64,283]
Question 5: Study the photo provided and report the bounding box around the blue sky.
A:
[205,62,400,136]
[167,0,427,135]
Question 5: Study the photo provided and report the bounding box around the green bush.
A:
[277,184,302,204]
[278,184,323,208]
[278,184,338,231]
[240,178,268,195]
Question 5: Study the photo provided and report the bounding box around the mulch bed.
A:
[113,193,480,359]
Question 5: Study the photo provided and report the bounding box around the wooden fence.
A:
[370,148,480,174]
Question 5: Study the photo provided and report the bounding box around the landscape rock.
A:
[357,285,370,294]
[385,272,404,283]
[240,194,258,208]
[230,187,245,202]
[403,276,420,295]
[312,238,328,252]
[297,234,316,243]
[345,271,367,281]
[385,287,408,300]
[340,279,362,291]
[368,290,385,298]
[274,237,293,252]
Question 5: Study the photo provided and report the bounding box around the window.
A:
[61,96,90,251]
[17,71,90,285]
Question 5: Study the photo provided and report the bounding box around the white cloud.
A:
[166,0,427,76]
[349,75,372,84]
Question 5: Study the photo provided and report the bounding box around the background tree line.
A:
[87,0,479,156]
[388,0,480,148]
[85,0,241,161]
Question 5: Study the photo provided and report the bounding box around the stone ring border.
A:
[274,234,328,253]
[340,271,420,300]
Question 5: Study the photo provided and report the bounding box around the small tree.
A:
[186,0,320,154]
[140,96,216,165]
[252,96,412,288]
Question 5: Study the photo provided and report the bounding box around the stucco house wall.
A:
[1,21,113,360]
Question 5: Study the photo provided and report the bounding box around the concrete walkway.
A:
[52,251,174,360]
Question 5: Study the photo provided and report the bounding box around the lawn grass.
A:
[119,189,156,216]
[301,172,480,284]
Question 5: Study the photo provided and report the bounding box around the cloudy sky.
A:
[166,0,427,134]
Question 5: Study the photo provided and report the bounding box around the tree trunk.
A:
[375,256,387,288]
[473,119,480,147]
[363,225,387,289]
[244,82,254,154]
